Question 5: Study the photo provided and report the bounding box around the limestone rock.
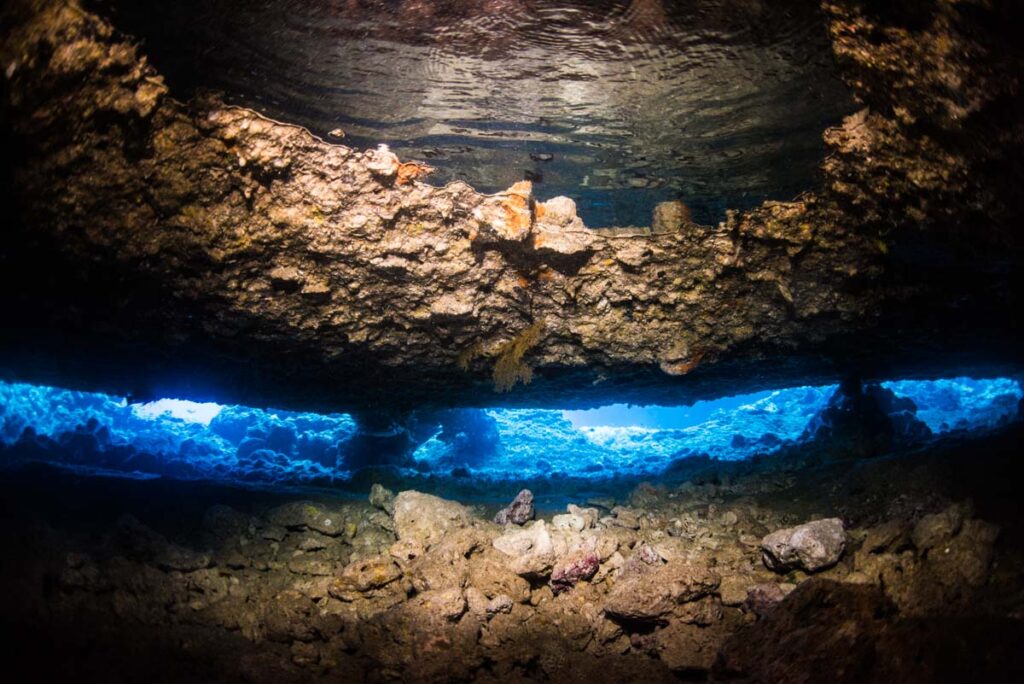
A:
[471,181,533,243]
[366,144,399,180]
[393,491,473,548]
[368,483,395,514]
[533,196,594,256]
[745,582,796,617]
[762,518,847,573]
[651,200,692,232]
[267,501,346,537]
[329,553,402,601]
[492,520,555,577]
[550,550,600,595]
[912,502,970,553]
[604,560,719,623]
[493,489,535,526]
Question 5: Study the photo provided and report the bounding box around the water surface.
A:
[95,0,855,226]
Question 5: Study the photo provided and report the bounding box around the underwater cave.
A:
[1,0,1023,682]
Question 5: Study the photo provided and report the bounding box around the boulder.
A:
[550,550,600,595]
[604,560,719,623]
[368,483,395,514]
[492,520,555,577]
[761,518,847,573]
[493,489,535,526]
[393,491,473,547]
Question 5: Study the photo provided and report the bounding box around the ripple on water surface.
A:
[94,0,855,226]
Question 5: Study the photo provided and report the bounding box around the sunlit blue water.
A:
[0,377,1019,487]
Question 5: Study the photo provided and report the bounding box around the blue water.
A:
[0,377,1019,487]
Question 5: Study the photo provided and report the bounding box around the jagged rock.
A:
[392,491,472,547]
[3,0,1020,413]
[486,595,514,614]
[533,196,594,256]
[471,181,534,243]
[609,506,641,530]
[550,550,600,595]
[368,483,395,514]
[365,144,399,180]
[604,560,719,623]
[329,554,402,601]
[651,200,692,232]
[911,502,970,553]
[492,520,555,577]
[267,501,346,537]
[263,590,319,643]
[202,504,251,542]
[551,512,585,532]
[745,582,796,617]
[567,504,599,529]
[762,518,847,573]
[493,489,535,525]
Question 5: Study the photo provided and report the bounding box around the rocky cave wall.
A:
[0,0,1021,413]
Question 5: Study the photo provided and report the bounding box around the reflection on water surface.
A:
[95,0,855,225]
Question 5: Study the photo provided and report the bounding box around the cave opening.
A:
[2,376,1019,497]
[3,0,1024,679]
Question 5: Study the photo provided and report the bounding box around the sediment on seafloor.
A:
[2,423,1023,681]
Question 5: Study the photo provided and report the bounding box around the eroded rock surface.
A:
[761,518,847,573]
[493,488,535,525]
[3,423,1024,682]
[1,0,1021,411]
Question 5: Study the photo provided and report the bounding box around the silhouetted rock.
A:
[493,488,535,525]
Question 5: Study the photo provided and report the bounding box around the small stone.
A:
[567,504,599,529]
[492,520,555,577]
[652,200,692,232]
[529,152,554,162]
[471,181,533,243]
[550,551,600,595]
[604,560,719,623]
[328,128,345,138]
[269,266,304,293]
[155,544,211,572]
[552,513,585,532]
[486,595,514,614]
[912,502,969,553]
[761,518,847,573]
[369,483,395,514]
[366,144,399,180]
[609,506,641,530]
[634,543,662,565]
[494,489,535,526]
[745,582,795,616]
[393,491,473,547]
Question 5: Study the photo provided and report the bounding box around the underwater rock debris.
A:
[1,0,1022,411]
[493,488,536,525]
[761,518,847,573]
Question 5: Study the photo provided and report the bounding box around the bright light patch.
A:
[562,391,776,430]
[132,398,223,425]
[1,376,1020,487]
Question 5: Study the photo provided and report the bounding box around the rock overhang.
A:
[0,0,1022,415]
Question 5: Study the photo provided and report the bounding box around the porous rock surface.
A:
[761,517,847,573]
[4,425,1024,682]
[493,488,535,525]
[1,0,1021,411]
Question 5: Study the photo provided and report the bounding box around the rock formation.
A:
[1,0,1021,412]
[4,423,1023,681]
